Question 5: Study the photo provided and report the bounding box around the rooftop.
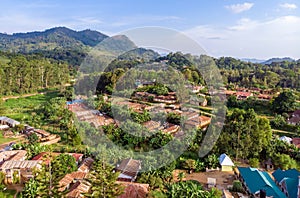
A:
[238,167,286,198]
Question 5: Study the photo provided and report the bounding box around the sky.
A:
[1,0,300,59]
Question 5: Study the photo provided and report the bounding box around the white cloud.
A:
[184,16,300,59]
[225,2,254,14]
[280,3,297,10]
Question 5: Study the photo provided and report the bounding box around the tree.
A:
[34,162,65,198]
[138,173,164,190]
[249,158,260,168]
[166,180,221,198]
[28,133,39,145]
[272,153,297,170]
[52,154,77,179]
[232,180,243,193]
[272,90,296,113]
[20,178,38,198]
[85,159,124,198]
[182,159,196,173]
[216,109,272,160]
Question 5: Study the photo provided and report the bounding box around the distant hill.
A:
[118,48,160,61]
[0,27,108,53]
[262,57,295,65]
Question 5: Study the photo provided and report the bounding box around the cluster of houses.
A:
[224,87,278,101]
[0,116,61,146]
[0,147,147,197]
[217,153,300,198]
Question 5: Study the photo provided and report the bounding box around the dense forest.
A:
[216,57,300,90]
[0,51,70,95]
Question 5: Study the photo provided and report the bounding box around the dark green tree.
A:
[85,159,124,198]
[272,90,296,113]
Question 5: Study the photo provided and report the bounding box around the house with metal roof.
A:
[219,153,234,171]
[237,167,287,198]
[116,158,141,182]
[0,160,41,184]
[272,168,300,198]
[0,117,20,128]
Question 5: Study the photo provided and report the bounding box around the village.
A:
[1,79,300,198]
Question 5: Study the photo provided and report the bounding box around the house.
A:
[219,154,234,172]
[272,168,300,198]
[78,157,94,173]
[264,158,274,170]
[0,125,9,130]
[117,182,149,198]
[279,136,293,144]
[59,171,87,191]
[0,150,27,165]
[116,158,141,182]
[0,160,42,184]
[0,117,20,128]
[66,181,90,198]
[292,138,300,148]
[287,110,300,125]
[142,120,162,131]
[236,92,253,100]
[163,124,180,135]
[237,167,287,198]
[257,94,272,101]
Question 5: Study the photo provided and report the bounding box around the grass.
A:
[2,91,59,122]
[0,189,16,198]
[0,133,16,144]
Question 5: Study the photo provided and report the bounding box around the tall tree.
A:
[272,90,297,113]
[85,159,124,198]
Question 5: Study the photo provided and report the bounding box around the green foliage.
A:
[216,109,272,160]
[249,158,260,168]
[52,154,77,179]
[28,133,39,145]
[217,57,300,90]
[231,180,244,193]
[272,153,298,170]
[182,159,196,173]
[165,180,221,198]
[85,159,124,198]
[0,171,6,185]
[34,162,65,198]
[20,178,38,198]
[138,173,164,190]
[0,52,69,96]
[204,154,219,169]
[12,171,20,184]
[272,90,297,113]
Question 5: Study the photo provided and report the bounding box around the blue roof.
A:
[238,167,287,198]
[66,99,84,105]
[272,169,300,198]
[272,168,300,182]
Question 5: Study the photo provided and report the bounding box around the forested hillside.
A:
[216,57,300,90]
[0,51,69,95]
[0,27,108,53]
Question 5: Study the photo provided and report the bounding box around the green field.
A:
[2,91,59,121]
[0,133,16,145]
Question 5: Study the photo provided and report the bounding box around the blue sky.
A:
[1,0,300,59]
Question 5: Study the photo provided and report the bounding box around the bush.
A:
[231,180,243,193]
[249,158,260,168]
